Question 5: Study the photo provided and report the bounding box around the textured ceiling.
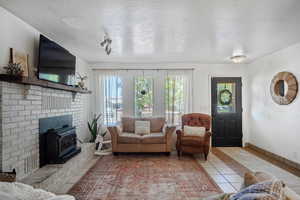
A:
[1,0,300,64]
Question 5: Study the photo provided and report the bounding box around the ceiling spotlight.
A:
[230,55,246,63]
[100,33,112,55]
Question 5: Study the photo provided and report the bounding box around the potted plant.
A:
[87,114,103,143]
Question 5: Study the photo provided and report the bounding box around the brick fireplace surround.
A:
[0,81,88,179]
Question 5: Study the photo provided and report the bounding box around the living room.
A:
[0,0,300,199]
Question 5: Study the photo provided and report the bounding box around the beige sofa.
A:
[108,117,176,154]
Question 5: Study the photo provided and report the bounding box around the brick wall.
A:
[0,81,89,179]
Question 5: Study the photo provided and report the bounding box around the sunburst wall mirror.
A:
[270,71,298,105]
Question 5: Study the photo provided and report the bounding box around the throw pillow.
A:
[230,180,285,200]
[135,120,150,135]
[183,125,206,136]
[149,117,165,133]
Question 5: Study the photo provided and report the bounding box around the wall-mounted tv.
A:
[38,35,76,86]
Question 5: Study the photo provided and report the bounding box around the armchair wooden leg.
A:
[177,150,181,157]
[204,153,208,161]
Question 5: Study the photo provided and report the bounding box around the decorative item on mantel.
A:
[11,48,29,77]
[3,63,23,78]
[76,72,88,90]
[2,48,29,78]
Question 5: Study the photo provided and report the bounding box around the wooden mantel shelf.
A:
[0,74,91,94]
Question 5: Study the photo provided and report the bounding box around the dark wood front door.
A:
[211,77,242,147]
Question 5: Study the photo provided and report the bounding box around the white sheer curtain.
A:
[165,70,193,125]
[93,70,123,125]
[92,69,193,125]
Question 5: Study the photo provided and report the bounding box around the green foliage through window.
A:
[135,77,153,117]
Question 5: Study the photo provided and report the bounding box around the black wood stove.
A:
[39,115,81,167]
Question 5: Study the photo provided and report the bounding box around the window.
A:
[97,70,192,125]
[103,76,123,124]
[165,76,184,125]
[135,77,153,117]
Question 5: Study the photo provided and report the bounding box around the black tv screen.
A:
[38,35,76,86]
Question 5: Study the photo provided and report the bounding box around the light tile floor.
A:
[196,147,300,194]
[196,153,241,193]
[54,156,99,194]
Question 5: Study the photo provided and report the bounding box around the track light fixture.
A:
[100,33,112,55]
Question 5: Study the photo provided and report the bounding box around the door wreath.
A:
[219,89,232,105]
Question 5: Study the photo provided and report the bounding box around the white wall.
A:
[0,7,91,141]
[0,6,39,75]
[247,43,300,164]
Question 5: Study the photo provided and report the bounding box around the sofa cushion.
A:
[141,133,166,144]
[148,117,165,133]
[118,133,142,144]
[181,136,204,146]
[122,117,135,133]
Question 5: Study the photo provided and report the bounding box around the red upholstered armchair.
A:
[176,113,212,160]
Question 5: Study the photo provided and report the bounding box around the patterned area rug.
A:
[68,154,222,200]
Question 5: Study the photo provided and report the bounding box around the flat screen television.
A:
[38,35,76,86]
